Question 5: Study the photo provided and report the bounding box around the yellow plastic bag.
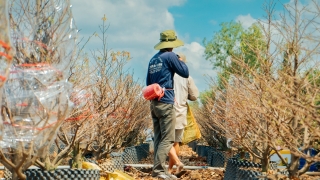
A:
[82,161,101,170]
[106,170,135,180]
[182,104,201,145]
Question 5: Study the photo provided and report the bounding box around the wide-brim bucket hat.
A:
[154,30,184,50]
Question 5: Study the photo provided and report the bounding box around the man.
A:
[168,53,199,175]
[146,30,189,179]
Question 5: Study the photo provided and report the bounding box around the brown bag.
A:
[182,104,201,145]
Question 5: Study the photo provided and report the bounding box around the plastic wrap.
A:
[2,63,73,148]
[65,88,93,122]
[1,0,77,149]
[0,0,14,145]
[0,0,13,86]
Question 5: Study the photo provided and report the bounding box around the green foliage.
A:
[239,24,267,71]
[199,89,215,105]
[203,21,267,88]
[308,69,320,87]
[203,21,243,71]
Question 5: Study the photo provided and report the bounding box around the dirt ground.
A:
[122,145,320,180]
[123,145,225,180]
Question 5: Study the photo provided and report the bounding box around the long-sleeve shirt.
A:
[174,74,199,129]
[146,51,189,104]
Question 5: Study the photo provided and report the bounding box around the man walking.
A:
[146,30,189,179]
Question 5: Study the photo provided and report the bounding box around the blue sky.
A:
[70,0,290,92]
[170,0,287,42]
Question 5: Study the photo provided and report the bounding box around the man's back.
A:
[147,51,189,104]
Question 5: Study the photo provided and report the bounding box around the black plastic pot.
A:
[201,146,210,158]
[122,146,139,164]
[121,144,150,165]
[99,152,124,172]
[136,143,150,161]
[196,145,209,157]
[24,169,100,180]
[224,158,261,180]
[206,147,216,165]
[211,151,225,167]
[224,158,238,180]
[187,141,197,152]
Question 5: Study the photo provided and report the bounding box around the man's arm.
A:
[169,53,189,78]
[187,76,199,101]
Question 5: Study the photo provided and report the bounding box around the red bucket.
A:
[142,83,164,100]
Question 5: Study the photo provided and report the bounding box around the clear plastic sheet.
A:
[0,0,77,150]
[0,0,14,147]
[1,64,73,148]
[0,0,13,90]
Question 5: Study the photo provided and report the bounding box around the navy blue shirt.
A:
[146,51,189,104]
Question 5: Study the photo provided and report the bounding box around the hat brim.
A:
[154,39,184,50]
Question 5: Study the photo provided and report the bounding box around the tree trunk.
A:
[261,152,269,173]
[11,153,27,180]
[44,156,56,171]
[71,142,82,169]
[11,170,26,180]
[288,154,300,178]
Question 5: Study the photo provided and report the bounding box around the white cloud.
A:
[209,20,217,25]
[177,42,217,92]
[235,14,256,29]
[70,0,183,43]
[70,0,214,92]
[70,0,187,53]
